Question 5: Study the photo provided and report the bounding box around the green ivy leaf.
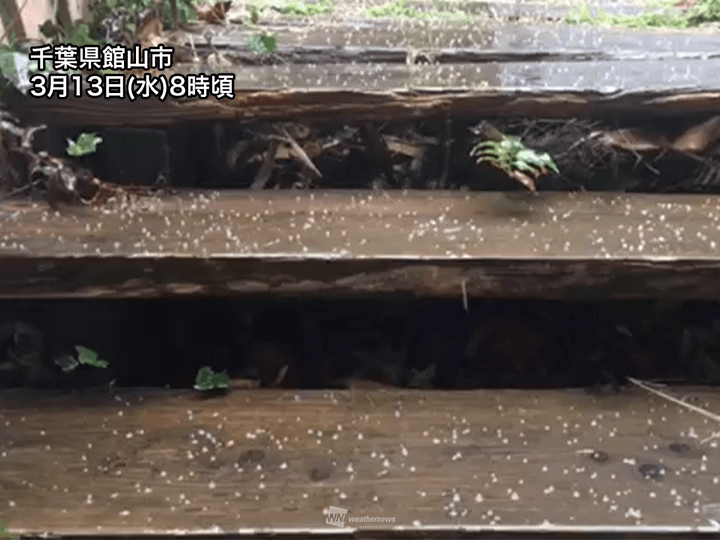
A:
[471,141,498,154]
[250,5,261,23]
[39,20,63,39]
[54,354,80,373]
[67,132,103,157]
[75,345,109,368]
[246,33,277,54]
[538,152,559,174]
[75,345,98,363]
[66,23,97,47]
[212,371,231,388]
[195,366,215,389]
[514,160,540,175]
[0,50,18,82]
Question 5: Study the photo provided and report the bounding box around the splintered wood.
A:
[0,388,719,535]
[17,87,720,127]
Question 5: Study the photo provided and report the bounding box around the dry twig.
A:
[628,377,720,423]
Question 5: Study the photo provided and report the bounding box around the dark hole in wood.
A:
[309,465,333,482]
[669,442,693,455]
[638,463,666,481]
[238,449,266,464]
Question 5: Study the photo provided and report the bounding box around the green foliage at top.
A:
[471,134,558,178]
[0,43,52,97]
[40,20,101,46]
[67,133,103,157]
[566,0,720,28]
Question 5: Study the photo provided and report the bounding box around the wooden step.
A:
[0,386,718,536]
[17,79,720,127]
[2,191,720,299]
[13,21,720,126]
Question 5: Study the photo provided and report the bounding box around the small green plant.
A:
[39,20,102,47]
[194,366,231,391]
[246,32,277,54]
[471,129,558,191]
[0,41,52,97]
[245,5,278,54]
[55,346,109,373]
[0,521,19,540]
[67,133,103,157]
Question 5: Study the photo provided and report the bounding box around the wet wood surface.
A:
[0,387,719,535]
[4,191,720,298]
[18,86,720,127]
[15,19,720,126]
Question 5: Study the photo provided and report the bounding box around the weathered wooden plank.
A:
[15,86,720,127]
[168,60,720,92]
[2,191,720,298]
[204,21,720,55]
[0,387,719,535]
[187,46,623,66]
[14,20,720,127]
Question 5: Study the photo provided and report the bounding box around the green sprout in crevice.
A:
[194,366,231,392]
[55,345,110,373]
[470,128,558,192]
[67,133,103,157]
[0,520,18,540]
[244,5,278,54]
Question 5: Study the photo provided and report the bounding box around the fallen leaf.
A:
[602,128,669,152]
[137,3,164,42]
[384,136,422,158]
[673,116,720,153]
[137,19,163,45]
[279,127,322,179]
[511,169,536,192]
[195,0,232,23]
[207,51,233,67]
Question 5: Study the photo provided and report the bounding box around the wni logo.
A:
[326,506,348,527]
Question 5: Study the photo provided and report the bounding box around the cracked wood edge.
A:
[16,89,720,127]
[2,258,720,299]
